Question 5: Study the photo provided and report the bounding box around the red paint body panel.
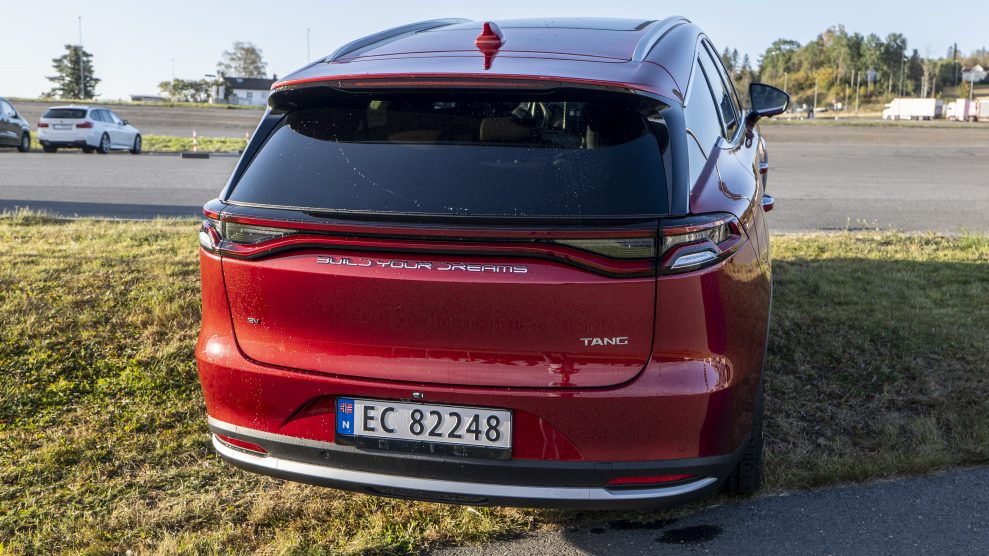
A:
[198,242,768,461]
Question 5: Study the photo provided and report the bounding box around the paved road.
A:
[761,125,989,233]
[1,125,988,230]
[435,467,989,555]
[0,151,237,218]
[12,100,262,137]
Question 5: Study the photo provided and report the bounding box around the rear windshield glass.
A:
[227,97,669,217]
[43,108,88,119]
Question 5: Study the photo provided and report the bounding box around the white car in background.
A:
[37,105,142,154]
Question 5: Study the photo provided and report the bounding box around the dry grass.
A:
[0,214,986,554]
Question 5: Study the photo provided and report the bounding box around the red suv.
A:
[196,16,788,509]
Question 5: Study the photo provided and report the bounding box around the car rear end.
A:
[37,107,97,149]
[197,73,767,508]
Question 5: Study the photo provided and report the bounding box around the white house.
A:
[962,65,986,84]
[215,77,276,106]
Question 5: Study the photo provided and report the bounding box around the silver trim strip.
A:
[211,435,718,502]
[208,415,336,450]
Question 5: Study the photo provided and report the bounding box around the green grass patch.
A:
[1,216,987,554]
[28,135,246,154]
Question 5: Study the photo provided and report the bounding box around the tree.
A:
[158,78,214,103]
[217,41,268,78]
[46,44,100,99]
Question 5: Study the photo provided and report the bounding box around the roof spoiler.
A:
[326,18,471,61]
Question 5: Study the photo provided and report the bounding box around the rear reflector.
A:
[215,434,268,456]
[606,474,696,486]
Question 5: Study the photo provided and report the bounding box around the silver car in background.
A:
[0,97,31,152]
[37,105,142,154]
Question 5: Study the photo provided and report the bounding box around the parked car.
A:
[196,16,787,510]
[0,97,31,152]
[37,105,141,154]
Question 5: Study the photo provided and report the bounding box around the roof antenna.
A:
[475,22,504,70]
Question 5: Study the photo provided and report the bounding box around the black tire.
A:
[42,145,58,153]
[724,380,764,495]
[130,134,142,155]
[17,133,30,153]
[82,147,95,154]
[97,133,111,154]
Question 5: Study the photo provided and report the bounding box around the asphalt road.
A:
[0,151,237,218]
[1,124,988,230]
[435,467,989,555]
[12,100,263,137]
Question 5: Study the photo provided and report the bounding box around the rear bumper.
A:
[209,416,733,509]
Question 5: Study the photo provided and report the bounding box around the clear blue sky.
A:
[0,0,984,100]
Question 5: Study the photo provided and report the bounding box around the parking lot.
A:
[3,122,988,231]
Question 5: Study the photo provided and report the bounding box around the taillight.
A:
[37,122,49,128]
[199,219,294,252]
[553,237,656,259]
[76,121,93,128]
[659,213,745,274]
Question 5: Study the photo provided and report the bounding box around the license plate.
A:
[336,398,512,449]
[53,124,73,130]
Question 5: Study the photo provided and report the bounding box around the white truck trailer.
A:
[945,99,975,121]
[882,98,943,120]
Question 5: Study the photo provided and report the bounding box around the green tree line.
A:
[728,26,989,109]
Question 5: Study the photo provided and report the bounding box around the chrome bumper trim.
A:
[211,434,718,502]
[208,415,336,450]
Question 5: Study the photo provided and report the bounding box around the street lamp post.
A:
[78,16,84,99]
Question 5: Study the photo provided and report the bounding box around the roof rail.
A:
[327,18,472,61]
[631,16,691,62]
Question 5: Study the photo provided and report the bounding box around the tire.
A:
[42,145,58,153]
[17,133,30,153]
[130,134,142,155]
[97,133,111,154]
[724,380,764,495]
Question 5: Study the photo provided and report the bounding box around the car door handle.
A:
[761,194,775,212]
[758,161,769,175]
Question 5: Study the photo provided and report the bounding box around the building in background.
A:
[213,76,276,106]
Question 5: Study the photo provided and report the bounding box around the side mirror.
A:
[122,120,129,125]
[747,83,790,126]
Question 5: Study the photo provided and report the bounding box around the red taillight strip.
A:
[217,233,655,278]
[271,73,650,94]
[215,434,268,456]
[219,213,658,240]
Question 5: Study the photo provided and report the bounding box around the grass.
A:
[0,211,987,554]
[27,135,247,154]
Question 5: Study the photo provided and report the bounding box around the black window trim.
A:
[699,36,745,148]
[682,35,746,149]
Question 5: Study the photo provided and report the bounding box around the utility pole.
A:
[971,74,976,102]
[899,56,905,96]
[783,71,788,93]
[78,16,84,99]
[813,79,818,115]
[855,71,862,114]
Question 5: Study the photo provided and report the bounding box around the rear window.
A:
[227,96,669,217]
[43,108,88,119]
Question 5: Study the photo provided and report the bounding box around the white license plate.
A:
[336,398,512,449]
[53,124,73,130]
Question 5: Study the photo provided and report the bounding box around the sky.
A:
[1,0,984,100]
